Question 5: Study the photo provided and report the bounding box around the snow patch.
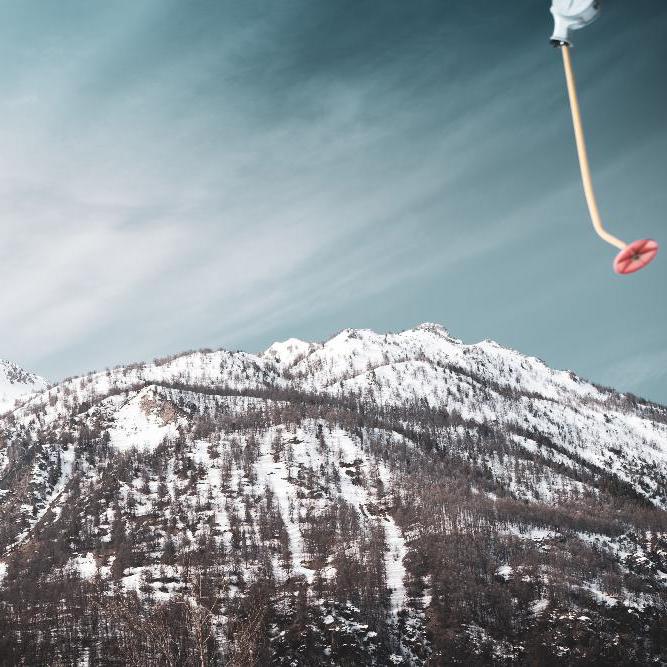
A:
[68,553,98,579]
[108,387,179,452]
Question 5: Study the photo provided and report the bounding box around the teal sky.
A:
[0,1,665,403]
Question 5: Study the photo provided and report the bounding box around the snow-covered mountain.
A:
[0,359,47,413]
[0,324,665,664]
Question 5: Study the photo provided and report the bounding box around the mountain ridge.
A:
[12,323,663,409]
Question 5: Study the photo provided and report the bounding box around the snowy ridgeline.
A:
[0,324,666,664]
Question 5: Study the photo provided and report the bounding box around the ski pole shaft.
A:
[561,45,627,250]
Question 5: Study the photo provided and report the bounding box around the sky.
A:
[0,0,665,403]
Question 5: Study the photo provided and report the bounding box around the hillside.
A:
[0,324,665,665]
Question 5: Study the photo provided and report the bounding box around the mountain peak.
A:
[412,322,451,337]
[263,337,317,368]
[0,360,47,412]
[0,359,43,385]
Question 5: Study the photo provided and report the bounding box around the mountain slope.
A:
[0,325,665,665]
